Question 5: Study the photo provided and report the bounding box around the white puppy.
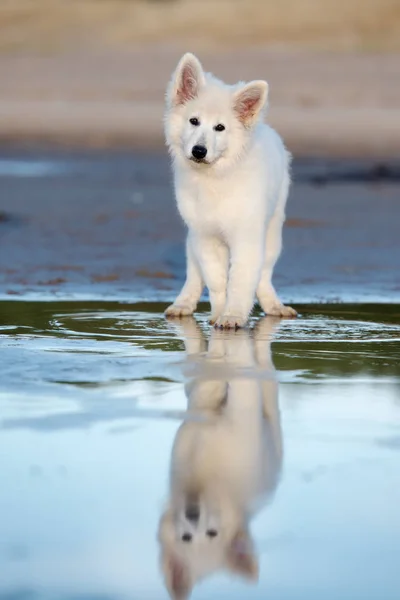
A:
[164,53,296,329]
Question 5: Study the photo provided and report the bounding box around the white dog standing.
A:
[164,53,297,329]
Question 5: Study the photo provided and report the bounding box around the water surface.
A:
[1,302,400,600]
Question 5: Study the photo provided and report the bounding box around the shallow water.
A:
[1,301,400,600]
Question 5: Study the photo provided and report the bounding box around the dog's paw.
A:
[165,303,194,318]
[209,314,222,325]
[214,315,247,330]
[264,303,297,318]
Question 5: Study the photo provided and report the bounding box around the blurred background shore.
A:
[1,0,400,157]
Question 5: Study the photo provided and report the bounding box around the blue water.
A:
[1,302,400,600]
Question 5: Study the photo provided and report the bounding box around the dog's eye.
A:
[189,117,200,126]
[182,533,192,542]
[206,529,218,538]
[214,124,225,132]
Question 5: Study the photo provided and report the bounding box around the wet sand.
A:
[0,148,399,304]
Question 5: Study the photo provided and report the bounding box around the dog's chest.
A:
[176,175,247,234]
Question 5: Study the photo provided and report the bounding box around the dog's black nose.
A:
[192,145,207,160]
[185,504,200,522]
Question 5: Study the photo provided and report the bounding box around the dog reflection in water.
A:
[158,317,283,600]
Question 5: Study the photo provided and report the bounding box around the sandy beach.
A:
[0,47,399,157]
[1,0,400,156]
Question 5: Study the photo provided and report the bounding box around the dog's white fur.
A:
[164,53,296,328]
[158,318,283,600]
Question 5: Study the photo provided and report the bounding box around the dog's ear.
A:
[169,52,206,107]
[162,550,192,600]
[233,80,268,127]
[226,530,259,581]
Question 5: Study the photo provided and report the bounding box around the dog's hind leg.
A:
[165,236,203,318]
[256,177,297,318]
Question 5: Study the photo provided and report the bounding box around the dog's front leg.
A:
[165,235,204,318]
[215,237,264,329]
[194,235,229,324]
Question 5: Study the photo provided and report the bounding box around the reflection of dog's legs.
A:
[253,317,280,371]
[170,319,226,414]
[253,317,283,459]
[222,330,262,426]
[191,329,256,415]
[165,236,204,318]
[188,327,228,414]
[167,317,206,356]
[223,328,256,368]
[206,327,226,360]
